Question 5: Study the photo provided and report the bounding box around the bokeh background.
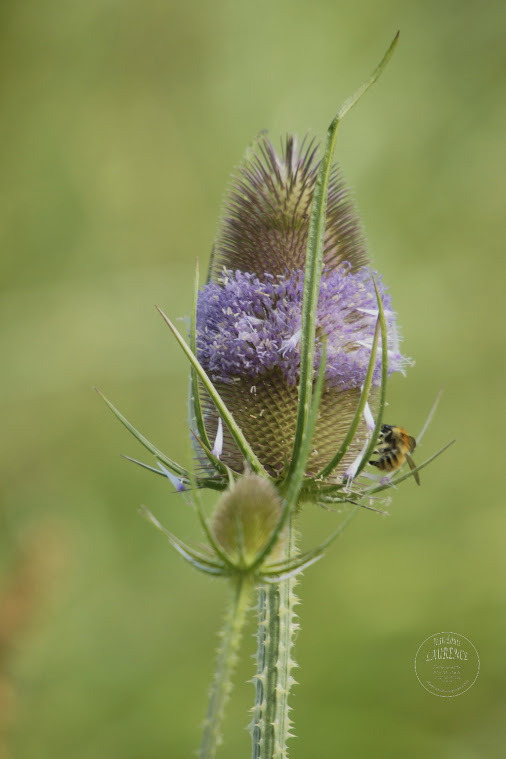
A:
[1,1,505,757]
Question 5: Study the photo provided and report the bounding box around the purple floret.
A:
[196,264,406,391]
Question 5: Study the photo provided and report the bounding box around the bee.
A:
[370,424,420,485]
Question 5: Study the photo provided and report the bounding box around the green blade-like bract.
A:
[156,307,269,478]
[286,32,399,484]
[96,388,190,481]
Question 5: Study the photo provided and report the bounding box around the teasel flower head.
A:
[196,135,407,482]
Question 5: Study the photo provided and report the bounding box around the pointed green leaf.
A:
[156,307,269,478]
[122,455,228,493]
[122,455,168,477]
[285,337,327,492]
[96,388,190,480]
[286,31,399,483]
[284,505,362,566]
[261,553,323,576]
[334,32,399,123]
[261,504,362,581]
[140,506,228,575]
[259,554,323,582]
[188,469,239,571]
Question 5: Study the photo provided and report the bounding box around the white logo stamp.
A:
[414,632,480,697]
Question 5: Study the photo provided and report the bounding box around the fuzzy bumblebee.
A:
[370,424,420,485]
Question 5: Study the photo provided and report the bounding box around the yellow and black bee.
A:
[370,424,420,485]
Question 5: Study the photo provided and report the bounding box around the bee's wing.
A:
[407,435,416,453]
[406,454,420,486]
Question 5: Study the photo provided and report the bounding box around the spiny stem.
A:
[250,526,299,759]
[199,575,253,759]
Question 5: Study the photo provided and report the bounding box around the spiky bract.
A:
[209,135,367,278]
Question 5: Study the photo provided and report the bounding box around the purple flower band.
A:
[197,263,407,391]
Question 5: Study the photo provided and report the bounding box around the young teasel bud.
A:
[211,474,286,568]
[196,136,408,482]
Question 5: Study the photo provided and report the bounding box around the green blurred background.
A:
[1,1,505,757]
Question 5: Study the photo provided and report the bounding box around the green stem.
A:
[199,575,253,759]
[250,527,299,759]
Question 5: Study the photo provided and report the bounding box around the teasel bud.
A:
[196,136,407,481]
[211,474,285,568]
